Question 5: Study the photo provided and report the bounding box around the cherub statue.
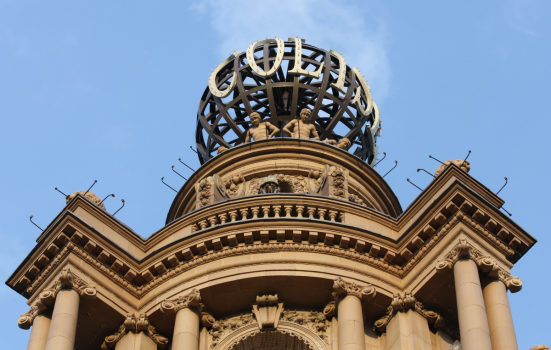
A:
[283,108,320,140]
[245,112,280,142]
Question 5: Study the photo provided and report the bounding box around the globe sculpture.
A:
[196,37,382,165]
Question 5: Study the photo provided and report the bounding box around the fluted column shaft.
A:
[338,295,365,350]
[172,307,200,350]
[27,314,51,350]
[483,279,518,350]
[44,289,80,350]
[454,258,492,350]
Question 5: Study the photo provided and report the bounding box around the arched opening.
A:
[232,331,310,350]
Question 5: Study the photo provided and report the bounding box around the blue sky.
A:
[1,0,550,348]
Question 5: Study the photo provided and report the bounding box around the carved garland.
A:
[435,238,522,293]
[101,313,169,349]
[26,204,518,301]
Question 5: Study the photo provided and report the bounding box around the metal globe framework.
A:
[196,38,382,165]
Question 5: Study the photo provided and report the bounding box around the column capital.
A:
[160,288,202,316]
[38,268,97,308]
[101,313,169,349]
[333,277,376,302]
[17,302,50,330]
[435,239,523,293]
[373,293,459,338]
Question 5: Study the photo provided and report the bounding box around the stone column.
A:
[454,258,492,350]
[333,278,377,350]
[27,313,52,350]
[161,289,203,350]
[483,278,520,350]
[40,269,96,350]
[18,305,52,350]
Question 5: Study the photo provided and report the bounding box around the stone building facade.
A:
[6,39,542,350]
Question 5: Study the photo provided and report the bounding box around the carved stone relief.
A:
[196,174,229,209]
[225,175,246,198]
[208,294,330,350]
[209,313,256,349]
[245,174,308,196]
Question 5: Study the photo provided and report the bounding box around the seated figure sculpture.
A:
[245,112,280,142]
[323,137,351,150]
[283,108,320,140]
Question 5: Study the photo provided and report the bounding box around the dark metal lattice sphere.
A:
[196,38,382,165]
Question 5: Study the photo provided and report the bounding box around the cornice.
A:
[8,177,531,302]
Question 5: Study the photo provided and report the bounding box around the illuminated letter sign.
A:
[208,51,242,98]
[288,37,324,78]
[329,50,346,93]
[351,68,374,117]
[246,38,284,78]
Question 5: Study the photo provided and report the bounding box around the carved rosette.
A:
[101,314,168,350]
[435,238,523,293]
[160,288,202,316]
[333,277,377,303]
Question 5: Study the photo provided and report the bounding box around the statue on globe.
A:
[283,108,320,140]
[245,112,280,142]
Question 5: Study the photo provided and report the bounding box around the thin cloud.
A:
[191,0,391,101]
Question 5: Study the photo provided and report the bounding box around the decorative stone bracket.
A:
[101,313,169,349]
[373,293,458,339]
[18,268,96,329]
[251,294,284,329]
[436,238,523,293]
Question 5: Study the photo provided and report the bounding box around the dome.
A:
[195,37,382,165]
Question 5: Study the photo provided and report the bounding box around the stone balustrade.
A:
[190,200,343,232]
